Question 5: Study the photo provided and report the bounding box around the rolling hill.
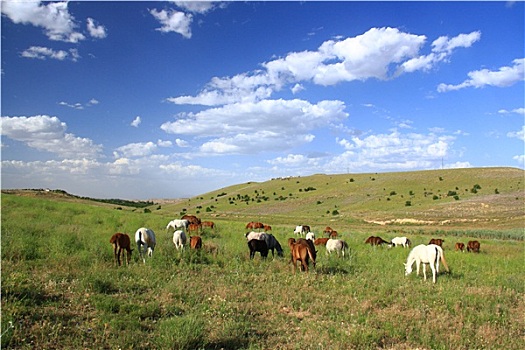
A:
[157,167,524,230]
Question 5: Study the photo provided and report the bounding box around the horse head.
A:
[403,262,412,275]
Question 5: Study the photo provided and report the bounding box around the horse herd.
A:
[109,217,481,283]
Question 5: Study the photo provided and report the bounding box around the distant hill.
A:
[3,168,523,230]
[157,167,524,230]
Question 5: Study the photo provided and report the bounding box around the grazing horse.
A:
[263,224,272,232]
[294,225,310,235]
[201,221,215,230]
[429,238,444,247]
[329,230,338,238]
[323,227,334,236]
[404,244,449,283]
[188,223,201,234]
[245,232,282,257]
[467,240,480,253]
[391,236,411,248]
[182,214,201,225]
[288,238,316,273]
[248,239,268,259]
[190,236,202,249]
[455,242,465,252]
[135,227,156,263]
[246,221,264,230]
[166,219,189,232]
[172,230,187,251]
[314,238,329,246]
[326,239,349,257]
[109,233,132,266]
[365,236,390,246]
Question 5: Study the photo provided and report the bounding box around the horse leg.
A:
[113,244,118,266]
[431,264,436,283]
[422,264,427,281]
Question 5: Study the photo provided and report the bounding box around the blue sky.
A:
[1,1,524,199]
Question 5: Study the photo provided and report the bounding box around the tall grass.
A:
[1,194,524,349]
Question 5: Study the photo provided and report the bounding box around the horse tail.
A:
[306,245,316,267]
[439,247,450,272]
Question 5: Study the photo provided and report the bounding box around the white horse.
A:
[326,239,349,257]
[172,230,187,251]
[166,219,189,232]
[245,231,268,241]
[391,236,411,248]
[135,227,156,263]
[305,232,316,241]
[404,244,449,283]
[294,226,304,235]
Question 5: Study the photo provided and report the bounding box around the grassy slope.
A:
[157,167,524,231]
[1,167,524,349]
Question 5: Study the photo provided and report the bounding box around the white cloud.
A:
[507,126,525,141]
[267,154,310,166]
[150,8,193,38]
[1,1,86,43]
[87,17,107,39]
[498,108,525,116]
[175,138,190,147]
[399,31,480,74]
[161,99,347,155]
[438,58,525,92]
[131,116,142,127]
[0,115,102,159]
[168,27,477,106]
[113,142,158,158]
[21,46,80,61]
[513,155,525,165]
[333,130,455,171]
[173,1,222,14]
[157,139,173,147]
[59,98,98,109]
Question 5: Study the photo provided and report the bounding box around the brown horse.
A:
[190,236,202,249]
[467,240,480,253]
[201,221,215,230]
[314,237,329,246]
[246,221,264,230]
[455,242,465,252]
[182,214,201,225]
[365,236,390,246]
[109,233,133,266]
[429,238,444,247]
[288,238,316,273]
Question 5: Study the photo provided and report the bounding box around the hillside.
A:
[157,167,524,230]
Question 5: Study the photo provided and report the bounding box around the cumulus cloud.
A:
[87,17,107,39]
[1,1,85,42]
[0,115,102,159]
[168,27,479,106]
[150,8,193,38]
[438,58,525,92]
[21,46,80,61]
[113,142,158,158]
[175,138,190,147]
[161,99,347,155]
[332,130,455,171]
[399,31,481,74]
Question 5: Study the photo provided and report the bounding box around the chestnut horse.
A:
[110,233,133,266]
[288,238,316,273]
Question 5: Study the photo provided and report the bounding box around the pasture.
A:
[1,190,524,349]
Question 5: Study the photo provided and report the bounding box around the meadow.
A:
[1,192,523,350]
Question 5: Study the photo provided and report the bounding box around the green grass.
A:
[1,168,524,349]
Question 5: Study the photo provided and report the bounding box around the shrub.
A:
[405,201,412,206]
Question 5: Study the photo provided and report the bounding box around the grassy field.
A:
[1,168,524,349]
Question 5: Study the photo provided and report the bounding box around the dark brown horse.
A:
[365,236,390,246]
[246,221,264,230]
[429,238,444,247]
[467,240,480,253]
[110,233,133,266]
